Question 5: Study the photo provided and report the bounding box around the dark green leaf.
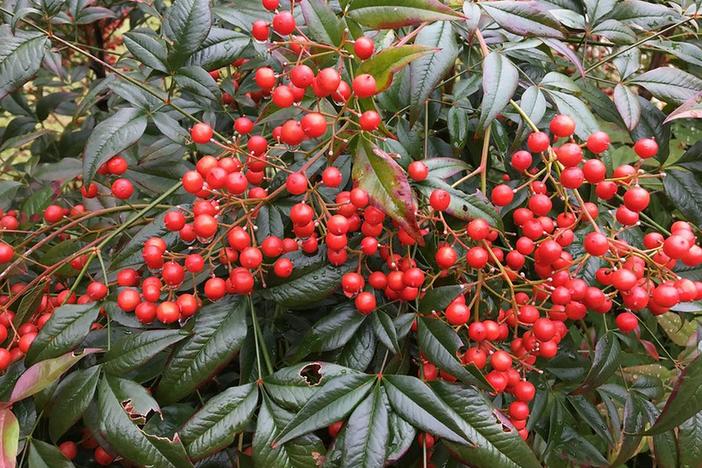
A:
[253,394,326,468]
[480,52,518,128]
[0,30,47,100]
[27,440,74,468]
[422,157,470,180]
[613,0,683,29]
[164,0,212,66]
[180,384,258,459]
[174,66,221,101]
[382,374,469,444]
[417,285,463,313]
[124,31,169,73]
[371,310,399,354]
[337,321,377,372]
[568,395,613,446]
[342,384,388,468]
[110,210,180,270]
[591,19,636,44]
[385,409,415,462]
[678,412,702,468]
[48,366,100,442]
[647,354,702,434]
[481,1,564,38]
[25,304,99,365]
[291,304,367,361]
[353,140,423,243]
[274,374,375,445]
[157,298,247,404]
[613,83,640,131]
[546,89,600,139]
[0,180,20,211]
[573,331,620,393]
[611,394,646,465]
[663,167,702,226]
[301,0,343,47]
[102,330,188,375]
[83,107,147,184]
[97,376,192,467]
[347,0,463,29]
[433,381,542,468]
[12,284,45,330]
[403,21,459,123]
[188,27,249,70]
[631,67,702,104]
[417,317,487,388]
[447,107,469,148]
[357,45,432,93]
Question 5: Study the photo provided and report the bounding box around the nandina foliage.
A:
[0,0,702,467]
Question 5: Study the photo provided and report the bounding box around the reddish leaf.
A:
[0,408,18,468]
[352,140,423,245]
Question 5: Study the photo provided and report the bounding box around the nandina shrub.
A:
[0,0,702,466]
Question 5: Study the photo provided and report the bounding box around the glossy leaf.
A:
[82,107,147,184]
[353,140,423,244]
[357,45,432,93]
[382,374,469,444]
[613,83,641,130]
[631,67,702,105]
[663,167,702,227]
[422,158,470,180]
[9,349,98,403]
[0,408,18,468]
[48,366,100,442]
[481,1,564,38]
[102,330,188,375]
[291,304,367,361]
[157,298,247,404]
[371,310,399,354]
[274,374,375,446]
[546,89,600,139]
[678,411,702,467]
[664,92,702,123]
[25,304,99,365]
[123,31,169,73]
[342,384,388,468]
[573,332,620,394]
[417,178,502,229]
[0,31,48,100]
[164,0,212,66]
[180,383,258,459]
[647,354,702,434]
[347,0,463,29]
[417,285,464,313]
[301,0,343,47]
[97,376,192,467]
[174,66,221,101]
[479,52,519,128]
[187,27,249,70]
[433,381,542,468]
[27,440,74,468]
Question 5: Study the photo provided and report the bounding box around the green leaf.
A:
[188,27,249,70]
[545,89,600,139]
[0,181,20,212]
[12,284,45,330]
[573,331,620,394]
[274,374,375,446]
[584,0,616,26]
[342,384,388,468]
[110,210,180,270]
[631,96,670,161]
[568,395,613,446]
[480,1,564,38]
[260,248,355,308]
[301,0,343,46]
[433,381,542,468]
[291,304,367,361]
[479,52,519,128]
[381,375,469,444]
[102,330,188,375]
[83,107,147,184]
[646,354,702,434]
[180,384,258,459]
[264,362,363,411]
[353,140,423,243]
[517,85,547,131]
[157,298,247,404]
[253,394,327,468]
[105,376,161,423]
[422,157,470,180]
[0,409,18,468]
[417,285,464,313]
[164,0,212,66]
[631,68,702,105]
[386,409,416,462]
[123,31,169,73]
[663,167,702,226]
[613,83,641,131]
[10,349,98,403]
[447,107,469,148]
[403,21,459,124]
[371,311,399,354]
[357,45,432,93]
[27,440,74,468]
[347,0,464,29]
[338,321,377,372]
[48,366,100,442]
[611,394,647,465]
[97,376,192,468]
[174,66,220,101]
[678,411,702,468]
[417,317,487,388]
[25,304,99,365]
[0,30,47,100]
[417,178,502,229]
[255,204,285,243]
[590,19,636,44]
[613,0,683,29]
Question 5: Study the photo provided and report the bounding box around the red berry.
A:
[316,68,341,94]
[527,131,550,152]
[0,243,13,264]
[111,178,134,199]
[272,85,295,107]
[550,114,576,137]
[280,120,305,146]
[354,36,375,59]
[272,11,295,35]
[511,150,532,171]
[491,184,514,206]
[355,291,376,314]
[429,189,450,211]
[255,67,276,89]
[359,110,380,131]
[44,205,64,223]
[273,257,294,278]
[634,138,658,159]
[615,312,638,333]
[286,172,307,195]
[301,112,327,138]
[408,161,429,181]
[587,131,610,153]
[262,0,279,11]
[435,245,457,269]
[59,441,78,460]
[251,20,269,41]
[290,65,314,88]
[352,74,376,98]
[322,167,342,187]
[191,122,213,143]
